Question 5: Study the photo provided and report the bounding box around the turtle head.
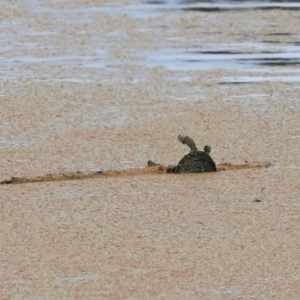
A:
[177,134,186,143]
[204,145,211,154]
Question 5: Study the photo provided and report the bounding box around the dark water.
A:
[1,0,300,83]
[135,45,300,70]
[134,0,300,83]
[141,0,300,12]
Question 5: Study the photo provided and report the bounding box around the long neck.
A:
[181,136,198,152]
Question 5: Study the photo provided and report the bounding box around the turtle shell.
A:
[168,150,216,174]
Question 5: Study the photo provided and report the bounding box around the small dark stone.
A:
[94,171,103,175]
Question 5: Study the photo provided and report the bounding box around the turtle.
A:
[148,134,217,173]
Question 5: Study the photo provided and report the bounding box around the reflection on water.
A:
[218,74,300,85]
[142,0,300,12]
[1,0,300,83]
[135,44,300,70]
[0,0,300,83]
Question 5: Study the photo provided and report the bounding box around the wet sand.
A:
[1,1,300,299]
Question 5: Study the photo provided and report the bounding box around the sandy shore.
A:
[1,1,300,299]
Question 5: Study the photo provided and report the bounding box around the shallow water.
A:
[1,0,300,147]
[141,0,300,11]
[1,0,300,84]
